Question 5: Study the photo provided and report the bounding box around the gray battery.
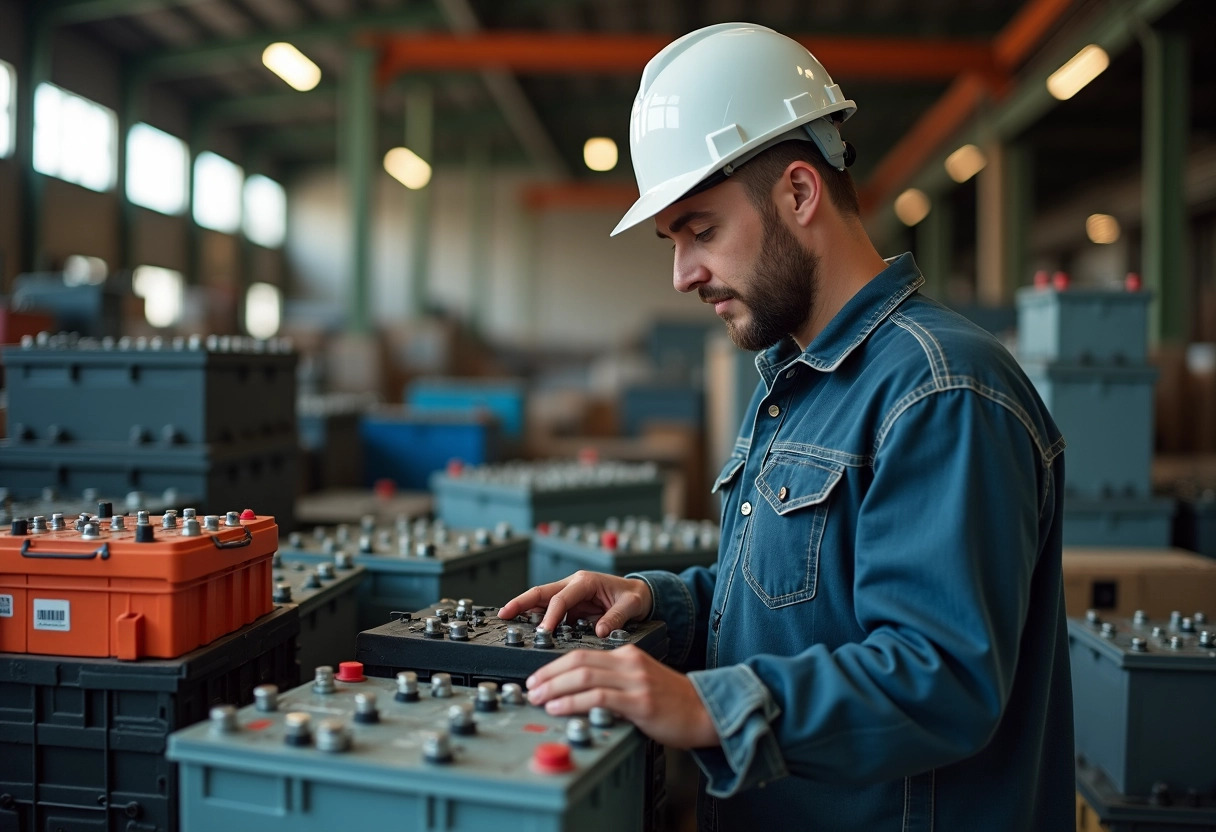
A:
[167,675,645,832]
[530,516,719,585]
[279,517,529,631]
[430,460,664,530]
[1076,756,1216,831]
[272,557,366,684]
[1068,611,1216,797]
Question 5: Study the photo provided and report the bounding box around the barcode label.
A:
[0,595,12,617]
[33,599,71,631]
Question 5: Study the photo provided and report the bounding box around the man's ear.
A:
[785,161,823,228]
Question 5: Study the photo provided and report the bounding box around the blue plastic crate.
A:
[1016,286,1151,364]
[405,378,527,442]
[1023,361,1158,498]
[168,675,646,832]
[431,461,665,530]
[1064,496,1175,548]
[360,408,501,491]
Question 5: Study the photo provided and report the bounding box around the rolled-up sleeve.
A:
[687,664,786,795]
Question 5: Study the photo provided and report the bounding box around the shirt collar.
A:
[755,252,924,385]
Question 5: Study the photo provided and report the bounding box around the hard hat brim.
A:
[609,165,716,237]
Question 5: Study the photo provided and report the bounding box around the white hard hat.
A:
[611,22,857,237]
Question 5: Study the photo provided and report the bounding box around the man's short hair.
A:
[734,139,861,217]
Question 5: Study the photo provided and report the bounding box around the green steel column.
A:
[1142,26,1189,345]
[18,7,52,272]
[467,141,491,334]
[405,83,433,318]
[344,46,375,334]
[1003,142,1032,291]
[915,199,951,300]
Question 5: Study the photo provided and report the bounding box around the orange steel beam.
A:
[993,0,1077,70]
[858,0,1078,215]
[857,73,990,216]
[521,182,638,213]
[375,32,997,85]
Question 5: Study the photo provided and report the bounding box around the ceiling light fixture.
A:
[262,42,322,92]
[944,144,987,183]
[384,146,432,190]
[1046,44,1109,101]
[583,137,618,172]
[894,188,931,227]
[1085,213,1120,245]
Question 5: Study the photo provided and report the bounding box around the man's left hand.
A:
[525,644,720,750]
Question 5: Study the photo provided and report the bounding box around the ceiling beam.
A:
[130,7,446,80]
[375,32,1000,83]
[521,182,638,212]
[993,0,1076,70]
[46,0,204,25]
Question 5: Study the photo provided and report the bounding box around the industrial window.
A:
[33,82,117,192]
[244,282,282,339]
[193,151,243,233]
[0,60,14,159]
[127,123,188,215]
[132,265,184,328]
[242,174,286,248]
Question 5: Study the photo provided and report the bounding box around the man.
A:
[500,22,1074,831]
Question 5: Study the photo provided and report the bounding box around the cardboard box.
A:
[1062,547,1216,618]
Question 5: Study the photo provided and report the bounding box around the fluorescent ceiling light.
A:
[944,143,986,184]
[583,137,618,172]
[262,42,322,92]
[384,146,432,190]
[1047,44,1109,101]
[894,188,931,227]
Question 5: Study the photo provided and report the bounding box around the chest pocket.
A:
[743,453,845,609]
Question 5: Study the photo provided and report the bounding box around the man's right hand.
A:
[497,571,654,637]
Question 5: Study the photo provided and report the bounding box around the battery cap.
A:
[336,661,366,682]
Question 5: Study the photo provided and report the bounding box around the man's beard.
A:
[701,203,819,352]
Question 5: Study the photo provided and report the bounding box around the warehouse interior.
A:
[1,0,1215,830]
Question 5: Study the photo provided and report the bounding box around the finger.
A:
[498,581,565,619]
[529,661,631,706]
[594,597,643,637]
[542,686,624,717]
[525,648,618,691]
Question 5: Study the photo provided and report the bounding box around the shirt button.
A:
[740,501,752,516]
[768,404,780,417]
[778,487,788,501]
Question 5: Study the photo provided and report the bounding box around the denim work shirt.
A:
[632,254,1074,832]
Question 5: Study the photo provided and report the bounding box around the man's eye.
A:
[694,228,715,243]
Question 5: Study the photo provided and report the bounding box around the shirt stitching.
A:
[890,312,950,385]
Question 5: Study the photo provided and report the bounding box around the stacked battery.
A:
[0,506,300,831]
[430,459,665,529]
[167,672,647,832]
[279,515,530,631]
[529,515,719,585]
[1069,610,1216,830]
[0,332,300,530]
[1017,281,1174,545]
[272,552,365,684]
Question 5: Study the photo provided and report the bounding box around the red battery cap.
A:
[336,661,366,682]
[1125,272,1142,291]
[446,458,465,476]
[373,478,396,498]
[578,446,599,465]
[532,742,574,774]
[239,509,257,521]
[600,530,618,550]
[536,522,550,535]
[1051,271,1070,291]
